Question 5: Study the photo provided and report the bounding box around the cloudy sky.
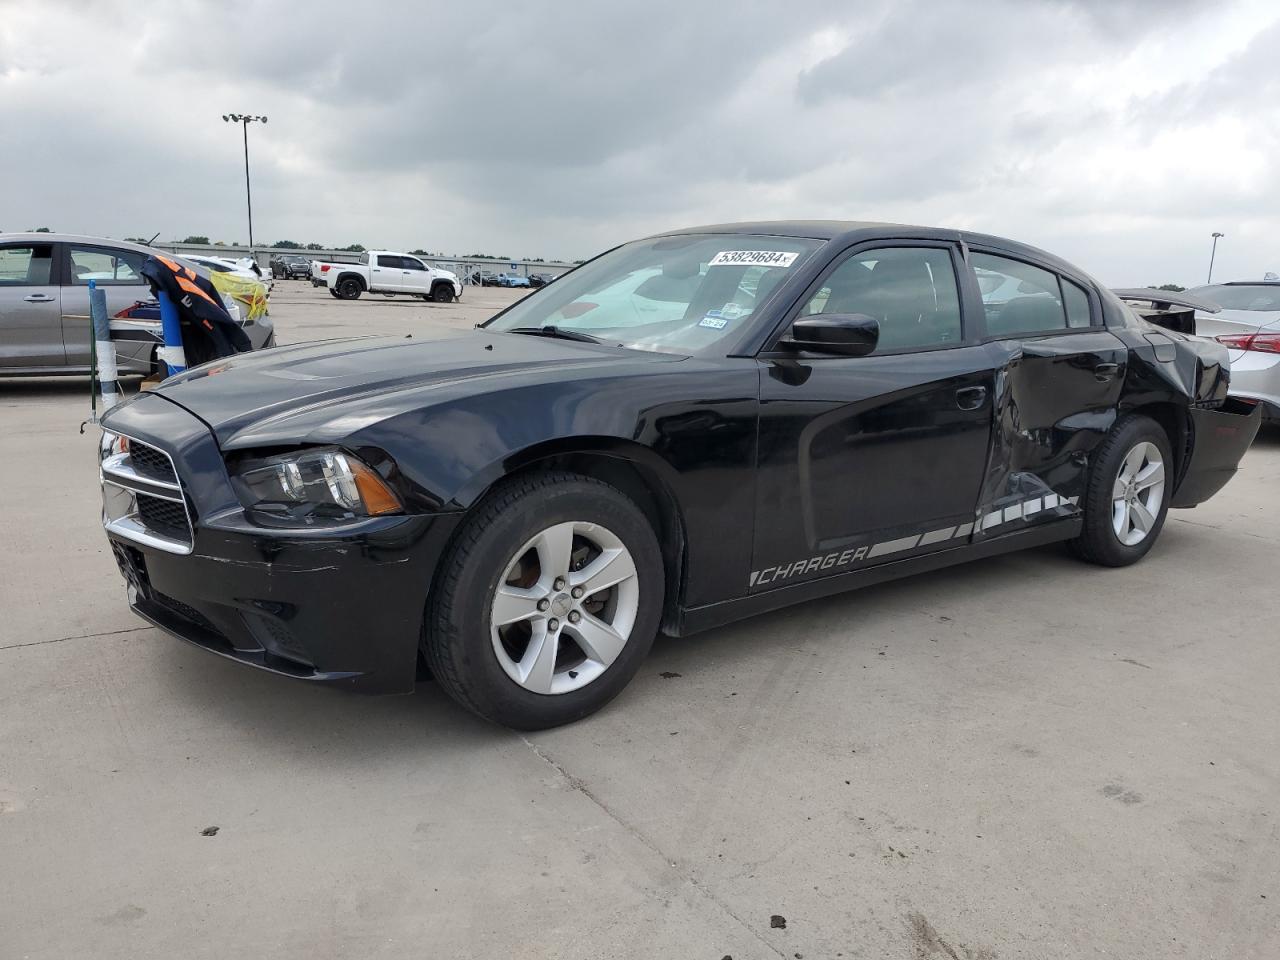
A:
[1,0,1277,284]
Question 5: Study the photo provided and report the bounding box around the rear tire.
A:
[337,277,362,300]
[423,471,664,729]
[1069,414,1172,567]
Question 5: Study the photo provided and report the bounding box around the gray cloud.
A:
[1,0,1277,283]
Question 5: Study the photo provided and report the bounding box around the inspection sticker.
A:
[698,314,729,329]
[709,250,799,268]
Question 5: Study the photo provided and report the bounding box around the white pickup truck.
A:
[327,251,462,303]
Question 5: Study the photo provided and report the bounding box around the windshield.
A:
[1189,284,1280,312]
[483,234,824,355]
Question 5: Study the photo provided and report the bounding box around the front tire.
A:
[432,284,454,303]
[1070,414,1172,567]
[423,472,664,729]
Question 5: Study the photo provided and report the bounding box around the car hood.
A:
[152,330,681,448]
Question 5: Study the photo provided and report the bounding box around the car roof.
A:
[0,231,162,255]
[1196,280,1280,287]
[645,220,1091,282]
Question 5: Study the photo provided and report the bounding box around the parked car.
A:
[328,251,462,302]
[270,254,312,280]
[472,270,502,286]
[98,221,1258,730]
[181,254,272,290]
[0,232,273,376]
[497,273,532,288]
[1187,280,1280,422]
[529,273,555,288]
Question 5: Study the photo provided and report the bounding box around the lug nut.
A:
[537,598,550,612]
[568,611,581,624]
[554,577,566,591]
[571,587,584,599]
[547,618,560,631]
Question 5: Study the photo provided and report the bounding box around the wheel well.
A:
[1127,401,1189,485]
[484,452,686,634]
[337,271,366,290]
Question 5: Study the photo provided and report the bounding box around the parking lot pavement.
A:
[1,288,1277,960]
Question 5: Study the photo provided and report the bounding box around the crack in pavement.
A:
[1172,516,1279,542]
[520,735,788,959]
[0,625,150,652]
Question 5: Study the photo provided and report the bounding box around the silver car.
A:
[0,232,273,376]
[1189,280,1280,421]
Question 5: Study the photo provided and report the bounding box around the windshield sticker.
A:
[709,250,799,268]
[699,314,729,329]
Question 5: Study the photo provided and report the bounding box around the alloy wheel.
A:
[1111,440,1165,546]
[489,521,639,695]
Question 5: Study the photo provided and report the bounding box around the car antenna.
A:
[144,232,160,247]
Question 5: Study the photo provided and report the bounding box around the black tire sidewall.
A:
[427,477,664,729]
[1077,415,1173,566]
[339,278,361,299]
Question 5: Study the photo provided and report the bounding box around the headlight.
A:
[230,447,402,525]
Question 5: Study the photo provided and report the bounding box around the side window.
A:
[971,252,1066,336]
[1062,278,1093,328]
[801,246,962,352]
[403,257,426,272]
[359,252,369,266]
[0,244,54,285]
[376,254,402,268]
[67,246,145,285]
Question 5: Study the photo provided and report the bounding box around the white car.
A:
[1189,280,1280,422]
[180,254,272,288]
[327,251,462,303]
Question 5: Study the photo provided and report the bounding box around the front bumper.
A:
[100,393,462,694]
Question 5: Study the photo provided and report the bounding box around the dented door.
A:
[974,331,1127,537]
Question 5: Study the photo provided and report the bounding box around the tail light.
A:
[1216,333,1280,354]
[320,264,331,272]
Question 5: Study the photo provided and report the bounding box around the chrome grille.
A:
[101,434,194,554]
[127,440,177,485]
[136,495,190,541]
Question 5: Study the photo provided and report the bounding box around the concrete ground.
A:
[2,281,1277,960]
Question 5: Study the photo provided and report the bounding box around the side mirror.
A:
[785,314,879,357]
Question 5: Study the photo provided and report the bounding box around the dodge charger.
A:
[99,222,1260,728]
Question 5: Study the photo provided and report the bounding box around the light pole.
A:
[1207,231,1224,284]
[222,113,267,257]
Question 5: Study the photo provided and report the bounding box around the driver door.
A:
[401,256,431,295]
[750,241,996,592]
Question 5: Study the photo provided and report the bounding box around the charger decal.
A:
[749,491,1078,587]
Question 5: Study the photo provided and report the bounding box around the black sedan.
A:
[98,221,1260,729]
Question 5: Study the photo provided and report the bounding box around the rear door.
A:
[751,241,996,591]
[371,254,405,292]
[59,242,152,368]
[0,242,62,369]
[966,247,1127,535]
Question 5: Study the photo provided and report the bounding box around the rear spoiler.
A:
[1112,288,1222,336]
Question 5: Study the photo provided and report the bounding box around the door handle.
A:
[1094,362,1120,381]
[23,294,56,303]
[955,385,987,411]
